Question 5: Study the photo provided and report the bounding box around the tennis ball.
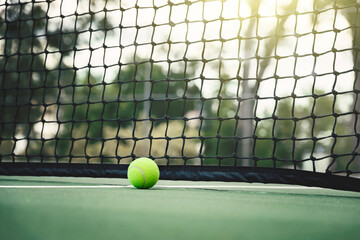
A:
[127,157,160,189]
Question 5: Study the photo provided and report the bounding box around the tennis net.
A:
[1,0,360,191]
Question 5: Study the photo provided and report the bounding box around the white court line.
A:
[0,185,129,189]
[0,185,320,190]
[161,185,321,190]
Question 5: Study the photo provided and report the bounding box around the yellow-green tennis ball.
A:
[127,157,160,189]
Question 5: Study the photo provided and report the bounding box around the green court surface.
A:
[1,176,359,240]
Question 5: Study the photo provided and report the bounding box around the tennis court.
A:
[1,175,359,240]
[1,0,360,239]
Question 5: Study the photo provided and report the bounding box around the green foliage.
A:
[253,94,354,169]
[58,62,200,141]
[0,3,202,161]
[0,4,75,140]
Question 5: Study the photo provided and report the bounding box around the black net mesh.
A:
[1,0,360,189]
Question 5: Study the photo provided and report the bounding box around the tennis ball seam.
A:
[131,166,146,188]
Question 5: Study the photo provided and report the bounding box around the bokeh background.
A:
[0,0,359,175]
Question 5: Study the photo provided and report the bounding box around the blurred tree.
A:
[0,0,202,163]
[236,0,298,166]
[254,91,353,171]
[201,74,240,165]
[56,60,201,161]
[200,0,298,166]
[0,1,79,160]
[305,0,359,170]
